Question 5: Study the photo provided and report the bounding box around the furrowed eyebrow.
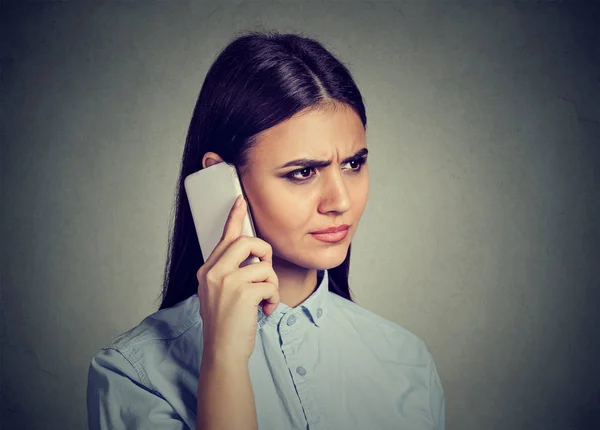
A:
[278,148,368,169]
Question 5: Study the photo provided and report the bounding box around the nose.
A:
[317,171,351,214]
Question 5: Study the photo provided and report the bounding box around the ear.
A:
[202,152,224,169]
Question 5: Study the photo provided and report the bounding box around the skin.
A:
[202,103,369,308]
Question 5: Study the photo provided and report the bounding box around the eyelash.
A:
[286,158,367,184]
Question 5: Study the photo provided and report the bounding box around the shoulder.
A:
[89,294,202,385]
[87,294,202,393]
[86,296,200,429]
[103,294,201,353]
[327,292,432,364]
[327,292,446,428]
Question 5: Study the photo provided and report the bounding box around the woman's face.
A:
[244,103,370,271]
[207,104,369,270]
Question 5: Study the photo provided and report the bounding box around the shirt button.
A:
[287,315,296,326]
[316,308,323,318]
[296,366,306,376]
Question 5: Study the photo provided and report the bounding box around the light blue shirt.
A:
[87,270,445,429]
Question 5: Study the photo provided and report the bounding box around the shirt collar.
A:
[257,269,328,329]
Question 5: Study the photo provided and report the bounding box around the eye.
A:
[285,158,367,184]
[288,167,315,182]
[347,159,365,170]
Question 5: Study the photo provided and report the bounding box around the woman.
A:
[87,29,445,430]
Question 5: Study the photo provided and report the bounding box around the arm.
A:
[87,347,187,429]
[196,352,258,430]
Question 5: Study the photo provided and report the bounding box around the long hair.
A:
[157,29,367,310]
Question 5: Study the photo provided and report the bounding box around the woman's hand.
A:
[196,195,280,364]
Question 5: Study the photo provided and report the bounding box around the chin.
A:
[272,248,348,271]
[322,257,348,270]
[269,232,350,264]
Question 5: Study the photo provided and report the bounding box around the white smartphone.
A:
[184,162,260,268]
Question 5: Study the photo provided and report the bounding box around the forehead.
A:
[251,105,365,162]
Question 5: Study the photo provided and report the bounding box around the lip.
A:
[311,224,350,234]
[310,226,350,243]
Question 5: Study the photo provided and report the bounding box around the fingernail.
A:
[235,196,242,208]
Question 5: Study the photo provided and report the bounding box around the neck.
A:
[271,256,318,309]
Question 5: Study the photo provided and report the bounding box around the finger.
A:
[235,260,278,287]
[204,195,246,267]
[241,281,280,311]
[221,194,247,243]
[220,237,273,273]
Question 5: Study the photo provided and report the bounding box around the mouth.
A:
[311,224,350,234]
[310,225,350,243]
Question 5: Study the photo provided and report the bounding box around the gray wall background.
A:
[1,1,598,429]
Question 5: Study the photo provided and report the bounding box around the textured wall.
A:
[1,1,598,429]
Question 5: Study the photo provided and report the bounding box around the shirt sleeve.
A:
[86,347,189,430]
[429,356,446,430]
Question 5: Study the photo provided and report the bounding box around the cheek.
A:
[251,194,311,239]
